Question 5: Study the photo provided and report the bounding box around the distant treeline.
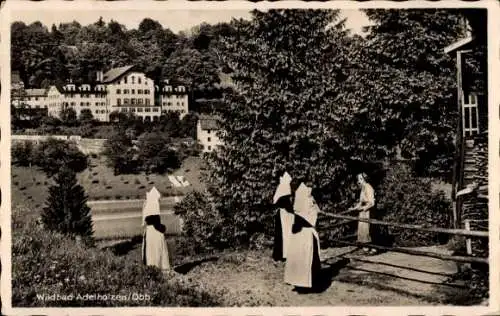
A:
[11,17,238,102]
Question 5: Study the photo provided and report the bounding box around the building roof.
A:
[199,114,220,130]
[25,88,47,97]
[444,36,475,54]
[102,65,136,83]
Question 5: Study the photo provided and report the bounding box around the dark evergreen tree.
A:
[42,167,94,243]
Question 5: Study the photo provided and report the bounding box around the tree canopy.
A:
[205,9,472,245]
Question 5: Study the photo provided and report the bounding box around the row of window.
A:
[64,94,106,99]
[117,98,151,106]
[120,76,146,85]
[161,95,186,99]
[64,102,106,107]
[120,107,160,113]
[63,85,106,92]
[162,101,185,107]
[160,86,186,93]
[116,89,151,95]
[162,109,187,114]
[94,110,109,114]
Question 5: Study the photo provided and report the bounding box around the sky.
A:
[12,9,372,35]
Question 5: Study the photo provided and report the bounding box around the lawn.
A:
[11,155,204,238]
[12,155,205,206]
[78,156,205,200]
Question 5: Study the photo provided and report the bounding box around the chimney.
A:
[96,71,104,83]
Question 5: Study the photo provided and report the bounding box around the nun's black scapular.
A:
[272,172,294,262]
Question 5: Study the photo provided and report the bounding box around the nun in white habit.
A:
[272,172,295,262]
[284,183,321,291]
[142,187,171,272]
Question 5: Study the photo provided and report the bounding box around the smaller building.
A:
[197,114,223,153]
[24,88,49,109]
[156,79,189,120]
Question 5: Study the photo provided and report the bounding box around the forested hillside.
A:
[11,17,235,104]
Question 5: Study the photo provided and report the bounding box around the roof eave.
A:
[444,36,475,55]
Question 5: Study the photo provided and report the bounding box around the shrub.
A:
[173,191,227,255]
[91,180,99,184]
[106,186,112,190]
[135,179,141,185]
[31,138,88,177]
[376,163,452,247]
[14,181,19,186]
[11,214,225,307]
[138,185,146,190]
[12,141,34,167]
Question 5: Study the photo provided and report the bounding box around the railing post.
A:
[465,219,472,269]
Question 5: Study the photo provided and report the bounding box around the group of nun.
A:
[272,171,376,292]
[140,172,377,291]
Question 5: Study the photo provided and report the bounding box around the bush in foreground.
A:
[377,163,452,247]
[12,213,225,307]
[173,191,229,256]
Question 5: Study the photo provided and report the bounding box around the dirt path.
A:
[185,246,468,306]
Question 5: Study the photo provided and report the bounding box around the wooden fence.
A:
[318,210,489,265]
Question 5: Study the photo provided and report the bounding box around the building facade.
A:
[58,81,108,121]
[103,66,160,121]
[444,10,487,262]
[197,114,223,153]
[156,79,189,120]
[12,65,189,123]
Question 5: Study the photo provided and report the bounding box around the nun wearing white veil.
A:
[142,187,171,272]
[272,171,295,262]
[284,183,321,291]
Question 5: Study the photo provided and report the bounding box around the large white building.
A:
[197,114,223,153]
[103,65,160,121]
[12,65,189,123]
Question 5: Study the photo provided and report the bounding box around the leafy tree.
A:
[41,166,94,242]
[102,129,138,174]
[137,132,181,174]
[32,138,88,176]
[205,9,354,245]
[338,9,465,180]
[179,112,198,139]
[79,108,94,123]
[157,112,181,137]
[162,47,220,97]
[12,141,34,167]
[60,107,78,126]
